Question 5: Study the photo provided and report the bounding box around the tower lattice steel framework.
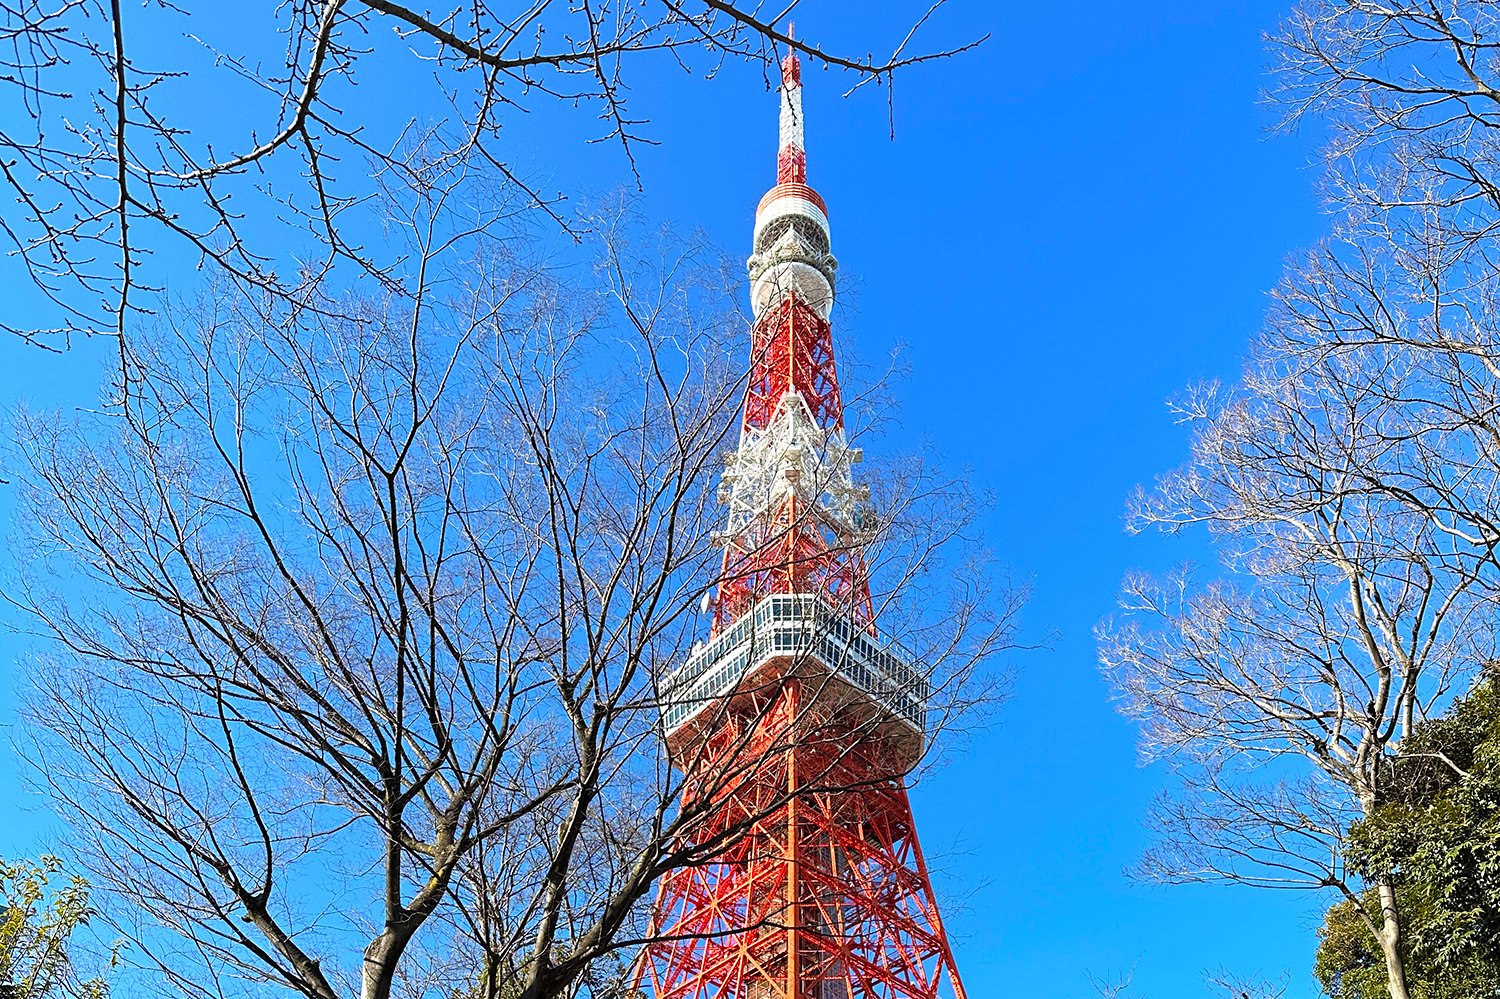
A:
[637,40,969,999]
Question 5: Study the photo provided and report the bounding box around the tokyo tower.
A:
[635,38,970,999]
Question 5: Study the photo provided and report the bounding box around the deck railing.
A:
[659,594,929,739]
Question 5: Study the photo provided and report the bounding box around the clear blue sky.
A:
[0,2,1330,995]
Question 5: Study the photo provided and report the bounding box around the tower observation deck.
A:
[635,38,970,999]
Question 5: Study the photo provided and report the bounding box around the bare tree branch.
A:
[0,0,981,350]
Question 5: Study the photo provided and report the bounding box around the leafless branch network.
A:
[6,156,1021,999]
[0,0,980,354]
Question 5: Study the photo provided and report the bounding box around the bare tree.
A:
[1269,0,1500,449]
[1203,970,1289,999]
[1272,2,1500,240]
[1077,966,1288,998]
[1094,7,1500,996]
[1098,212,1500,999]
[1081,969,1137,999]
[5,155,1019,999]
[0,0,980,351]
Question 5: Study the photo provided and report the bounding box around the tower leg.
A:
[639,687,966,999]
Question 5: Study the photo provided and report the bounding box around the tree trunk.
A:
[1375,879,1412,999]
[362,928,403,999]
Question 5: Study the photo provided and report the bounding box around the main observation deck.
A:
[658,594,929,769]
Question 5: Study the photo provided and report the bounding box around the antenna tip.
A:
[780,25,802,87]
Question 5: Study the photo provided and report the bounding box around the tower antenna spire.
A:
[777,22,806,184]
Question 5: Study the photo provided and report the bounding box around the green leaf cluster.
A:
[1314,675,1500,998]
[0,857,108,999]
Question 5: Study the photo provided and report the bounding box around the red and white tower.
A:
[636,42,970,999]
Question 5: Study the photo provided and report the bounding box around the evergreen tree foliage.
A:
[1315,674,1500,998]
[0,857,108,999]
